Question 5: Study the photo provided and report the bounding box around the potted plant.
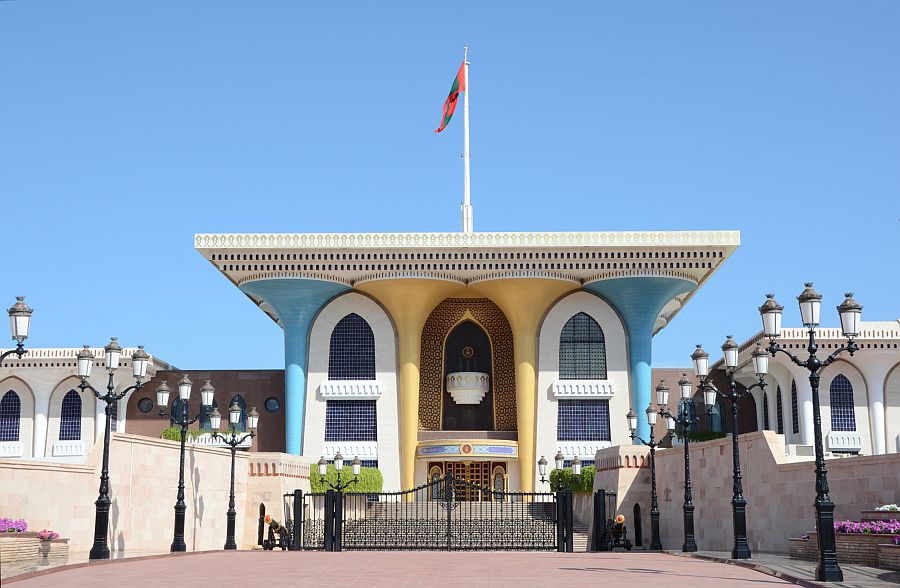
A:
[37,529,69,566]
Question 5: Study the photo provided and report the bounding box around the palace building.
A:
[194,230,740,491]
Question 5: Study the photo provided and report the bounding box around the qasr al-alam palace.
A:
[193,229,739,491]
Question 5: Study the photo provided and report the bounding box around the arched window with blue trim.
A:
[230,395,247,432]
[829,374,856,432]
[0,391,21,442]
[559,312,607,380]
[328,313,376,380]
[60,390,82,441]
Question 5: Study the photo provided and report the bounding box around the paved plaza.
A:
[7,551,792,587]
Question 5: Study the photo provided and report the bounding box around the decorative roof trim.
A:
[195,230,741,250]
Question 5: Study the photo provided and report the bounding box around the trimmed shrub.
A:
[160,427,213,441]
[549,465,595,493]
[309,465,383,494]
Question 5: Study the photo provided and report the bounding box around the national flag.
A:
[434,61,466,133]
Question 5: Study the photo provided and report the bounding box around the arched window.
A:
[230,395,247,432]
[709,400,726,433]
[776,386,784,434]
[791,380,799,435]
[762,393,770,430]
[559,312,607,379]
[199,398,218,430]
[829,374,856,432]
[0,391,21,442]
[677,398,696,435]
[328,313,376,380]
[60,390,82,441]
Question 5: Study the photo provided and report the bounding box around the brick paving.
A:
[672,551,900,588]
[8,551,792,587]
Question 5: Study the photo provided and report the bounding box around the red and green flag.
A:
[434,61,466,133]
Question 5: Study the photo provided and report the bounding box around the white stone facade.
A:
[302,292,401,490]
[0,347,171,462]
[722,321,900,456]
[535,291,632,473]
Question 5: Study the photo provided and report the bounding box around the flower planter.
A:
[38,538,70,567]
[0,534,40,579]
[877,543,900,571]
[796,531,898,567]
[861,510,900,522]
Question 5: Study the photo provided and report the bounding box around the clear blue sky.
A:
[2,1,898,369]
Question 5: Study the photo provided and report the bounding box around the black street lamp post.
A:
[156,377,215,552]
[658,376,701,553]
[692,338,769,560]
[209,403,260,550]
[626,399,674,551]
[537,452,582,491]
[758,285,862,582]
[78,340,151,560]
[316,453,362,492]
[1,297,33,365]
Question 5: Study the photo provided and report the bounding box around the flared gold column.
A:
[357,280,457,489]
[471,280,574,491]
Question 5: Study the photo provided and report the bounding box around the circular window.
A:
[137,397,154,414]
[264,397,281,413]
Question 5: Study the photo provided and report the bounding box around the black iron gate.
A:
[289,474,574,552]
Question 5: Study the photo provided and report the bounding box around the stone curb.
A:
[665,550,822,587]
[3,550,224,584]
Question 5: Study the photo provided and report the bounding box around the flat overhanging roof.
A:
[195,230,740,333]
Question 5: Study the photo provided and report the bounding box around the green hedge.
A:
[549,465,595,493]
[309,464,383,494]
[673,430,727,442]
[160,427,214,441]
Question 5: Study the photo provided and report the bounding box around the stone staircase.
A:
[572,518,589,552]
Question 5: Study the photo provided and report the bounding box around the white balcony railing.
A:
[0,441,23,458]
[52,440,85,457]
[189,433,253,449]
[826,431,863,452]
[318,380,382,400]
[552,380,615,399]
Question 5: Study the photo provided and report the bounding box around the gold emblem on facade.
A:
[462,345,475,358]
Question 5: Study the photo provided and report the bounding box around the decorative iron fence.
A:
[289,474,570,552]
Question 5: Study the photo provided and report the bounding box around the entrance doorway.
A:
[428,461,506,501]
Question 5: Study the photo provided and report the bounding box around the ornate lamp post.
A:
[658,376,701,552]
[626,397,674,551]
[537,452,582,491]
[692,337,769,559]
[78,340,150,560]
[209,403,260,550]
[758,285,861,582]
[316,453,362,492]
[2,297,33,365]
[156,377,215,552]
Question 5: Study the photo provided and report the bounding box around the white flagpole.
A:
[461,45,473,233]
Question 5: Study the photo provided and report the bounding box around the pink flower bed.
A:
[834,519,900,534]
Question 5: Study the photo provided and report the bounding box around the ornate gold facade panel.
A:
[418,298,517,431]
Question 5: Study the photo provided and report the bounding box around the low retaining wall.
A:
[791,531,898,568]
[878,543,900,571]
[596,431,900,553]
[0,534,39,579]
[0,433,311,555]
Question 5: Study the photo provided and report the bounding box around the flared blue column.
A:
[240,279,349,455]
[585,277,695,443]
